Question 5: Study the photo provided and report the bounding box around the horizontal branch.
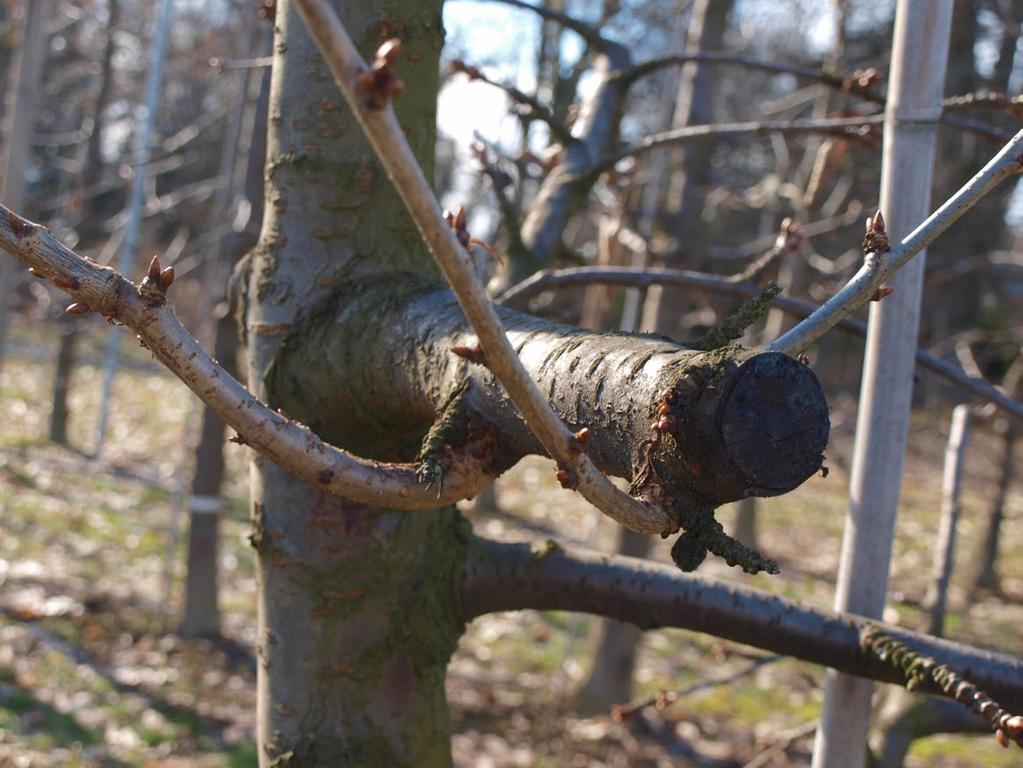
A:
[623,54,1013,143]
[768,129,1023,355]
[622,52,885,99]
[461,538,1023,711]
[943,90,1023,119]
[294,0,677,535]
[497,266,1023,421]
[0,207,494,509]
[590,116,884,179]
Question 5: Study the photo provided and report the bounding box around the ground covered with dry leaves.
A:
[1,321,1021,767]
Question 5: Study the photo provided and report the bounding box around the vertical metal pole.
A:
[811,2,953,766]
[93,0,174,454]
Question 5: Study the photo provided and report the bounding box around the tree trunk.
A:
[812,3,954,766]
[970,420,1015,596]
[48,317,77,445]
[0,0,50,376]
[922,404,971,637]
[49,0,119,446]
[249,3,464,763]
[180,29,271,640]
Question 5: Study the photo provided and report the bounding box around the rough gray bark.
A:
[269,284,830,510]
[246,3,463,763]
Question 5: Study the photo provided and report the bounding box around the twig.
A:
[497,265,1023,421]
[470,138,527,258]
[451,60,573,144]
[466,0,612,53]
[767,129,1023,355]
[944,90,1023,120]
[861,627,1023,748]
[611,653,783,722]
[742,719,820,768]
[726,218,802,285]
[293,0,676,535]
[623,50,884,98]
[0,207,495,509]
[589,115,884,180]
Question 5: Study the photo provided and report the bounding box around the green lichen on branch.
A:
[862,626,1023,748]
[669,505,779,575]
[415,378,473,492]
[692,284,782,351]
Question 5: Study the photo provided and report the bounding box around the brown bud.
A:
[870,285,894,302]
[376,38,402,66]
[53,274,81,290]
[148,254,162,282]
[571,427,590,452]
[159,265,175,289]
[555,467,578,490]
[385,78,406,98]
[450,344,486,366]
[65,302,90,315]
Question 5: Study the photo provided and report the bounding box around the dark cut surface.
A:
[716,352,830,495]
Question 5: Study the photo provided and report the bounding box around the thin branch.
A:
[0,207,495,509]
[496,265,1023,421]
[470,138,529,260]
[293,0,676,535]
[622,51,884,99]
[611,653,783,722]
[461,538,1023,711]
[767,129,1023,355]
[590,115,884,180]
[622,53,1014,142]
[743,720,820,768]
[451,60,573,144]
[466,0,612,53]
[943,90,1023,120]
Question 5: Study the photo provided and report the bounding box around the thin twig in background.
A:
[768,129,1023,355]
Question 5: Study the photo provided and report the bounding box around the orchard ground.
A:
[1,318,1021,767]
